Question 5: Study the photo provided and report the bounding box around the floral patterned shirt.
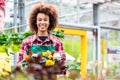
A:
[18,34,65,63]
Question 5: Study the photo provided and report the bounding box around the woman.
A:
[18,3,66,80]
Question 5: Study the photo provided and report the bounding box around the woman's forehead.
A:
[37,13,49,18]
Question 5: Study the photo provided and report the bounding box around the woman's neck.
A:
[37,31,49,36]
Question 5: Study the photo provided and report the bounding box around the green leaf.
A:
[0,34,8,45]
[9,33,24,45]
[51,30,64,39]
[23,31,34,38]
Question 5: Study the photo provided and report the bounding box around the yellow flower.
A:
[5,71,10,76]
[47,50,51,55]
[42,52,47,57]
[48,55,53,59]
[45,60,54,66]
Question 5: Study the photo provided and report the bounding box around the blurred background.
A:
[1,0,120,80]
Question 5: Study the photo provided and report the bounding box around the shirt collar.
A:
[32,34,54,42]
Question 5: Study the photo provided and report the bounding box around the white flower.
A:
[32,54,38,57]
[53,52,61,61]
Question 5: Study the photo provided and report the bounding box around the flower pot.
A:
[0,45,7,53]
[11,44,20,52]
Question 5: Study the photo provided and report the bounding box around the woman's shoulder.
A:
[50,34,62,43]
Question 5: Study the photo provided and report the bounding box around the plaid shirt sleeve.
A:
[17,37,32,63]
[17,41,26,63]
[53,37,64,52]
[52,35,66,59]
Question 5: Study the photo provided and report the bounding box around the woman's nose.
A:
[41,20,45,23]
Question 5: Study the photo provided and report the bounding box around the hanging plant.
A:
[9,33,23,44]
[9,33,24,52]
[22,31,34,38]
[52,30,64,39]
[0,34,8,54]
[0,34,8,45]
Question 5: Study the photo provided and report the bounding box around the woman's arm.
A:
[17,40,30,64]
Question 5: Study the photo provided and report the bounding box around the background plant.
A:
[52,30,64,39]
[68,61,80,72]
[0,34,8,46]
[22,31,34,38]
[67,61,80,80]
[9,33,24,45]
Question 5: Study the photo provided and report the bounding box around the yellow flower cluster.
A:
[0,54,11,76]
[42,51,54,66]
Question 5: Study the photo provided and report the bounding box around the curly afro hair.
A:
[29,3,58,33]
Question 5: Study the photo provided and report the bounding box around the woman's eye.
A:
[37,18,48,21]
[38,19,42,21]
[44,18,48,21]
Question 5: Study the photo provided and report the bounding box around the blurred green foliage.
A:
[0,34,8,45]
[52,30,64,39]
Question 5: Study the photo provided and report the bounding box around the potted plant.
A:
[22,31,34,38]
[52,30,64,39]
[0,34,8,54]
[9,33,23,52]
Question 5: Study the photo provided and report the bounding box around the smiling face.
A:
[36,13,50,35]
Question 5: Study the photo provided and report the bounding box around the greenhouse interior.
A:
[0,0,120,80]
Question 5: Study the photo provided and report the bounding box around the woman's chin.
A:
[39,29,47,32]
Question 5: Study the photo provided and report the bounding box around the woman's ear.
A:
[35,23,37,25]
